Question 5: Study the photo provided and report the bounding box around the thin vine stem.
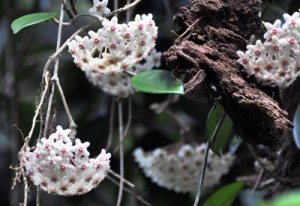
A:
[193,112,227,206]
[44,3,65,138]
[116,101,125,206]
[106,96,116,151]
[113,98,132,154]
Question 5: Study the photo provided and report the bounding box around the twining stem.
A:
[54,79,77,137]
[126,0,131,22]
[113,98,132,154]
[106,96,116,151]
[193,112,227,206]
[114,0,119,16]
[44,3,65,138]
[38,5,65,205]
[123,97,132,140]
[116,101,125,206]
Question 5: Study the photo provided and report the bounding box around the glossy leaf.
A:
[206,102,234,155]
[11,12,57,34]
[131,70,184,94]
[293,103,300,150]
[260,189,300,206]
[203,182,245,206]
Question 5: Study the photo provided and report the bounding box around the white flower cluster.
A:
[133,143,235,193]
[89,0,110,16]
[68,14,158,74]
[85,49,162,98]
[20,126,111,196]
[237,11,300,89]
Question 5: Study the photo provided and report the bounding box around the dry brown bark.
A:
[164,0,293,148]
[164,0,300,193]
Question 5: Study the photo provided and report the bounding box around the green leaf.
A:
[206,102,234,156]
[203,182,245,206]
[131,70,184,94]
[260,190,300,206]
[11,12,57,34]
[293,103,300,150]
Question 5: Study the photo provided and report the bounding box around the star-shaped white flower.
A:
[89,0,111,16]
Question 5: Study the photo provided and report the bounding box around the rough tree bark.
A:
[164,0,298,194]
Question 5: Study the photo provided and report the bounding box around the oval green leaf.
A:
[293,103,300,150]
[203,182,245,206]
[11,12,57,34]
[206,102,234,156]
[131,70,184,94]
[260,189,300,206]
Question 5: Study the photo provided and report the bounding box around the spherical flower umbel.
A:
[237,10,300,89]
[68,14,158,74]
[133,143,235,193]
[85,49,162,98]
[20,126,111,196]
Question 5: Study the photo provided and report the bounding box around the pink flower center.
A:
[124,33,130,38]
[110,26,116,31]
[110,43,117,48]
[254,67,260,72]
[273,45,279,50]
[291,19,296,25]
[242,58,248,64]
[61,165,66,170]
[79,44,84,49]
[138,24,143,30]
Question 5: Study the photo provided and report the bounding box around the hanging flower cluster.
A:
[20,126,111,196]
[133,143,235,193]
[85,49,162,98]
[68,14,158,74]
[237,11,300,89]
[89,0,111,16]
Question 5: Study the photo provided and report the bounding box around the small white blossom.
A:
[133,143,235,193]
[20,126,111,196]
[237,10,300,89]
[89,0,111,16]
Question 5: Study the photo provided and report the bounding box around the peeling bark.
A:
[164,0,293,148]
